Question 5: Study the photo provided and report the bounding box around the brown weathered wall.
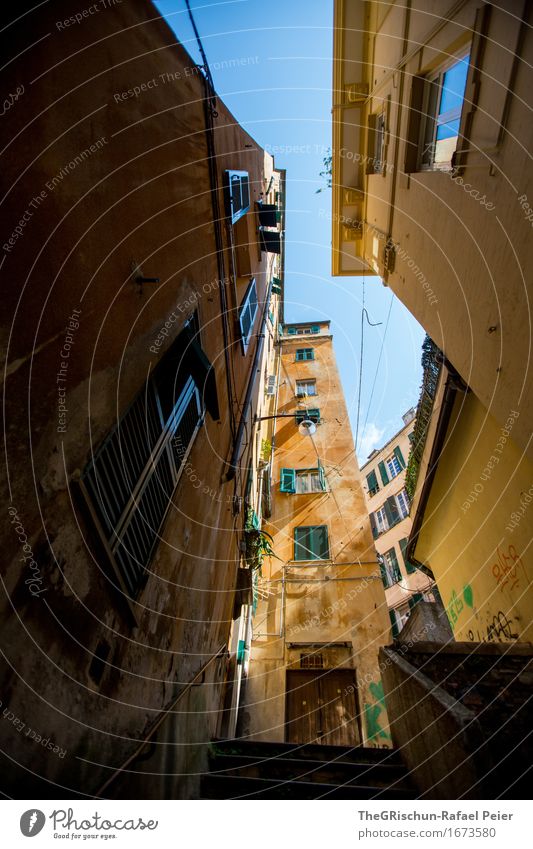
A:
[0,0,275,796]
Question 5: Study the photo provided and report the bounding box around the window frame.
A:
[295,378,317,397]
[293,525,330,561]
[238,278,258,354]
[386,453,402,479]
[418,52,471,172]
[224,169,250,224]
[295,468,323,494]
[295,348,315,361]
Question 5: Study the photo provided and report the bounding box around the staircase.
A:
[201,739,417,799]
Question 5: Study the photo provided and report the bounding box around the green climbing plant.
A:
[315,148,332,193]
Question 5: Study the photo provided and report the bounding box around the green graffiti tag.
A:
[446,584,474,627]
[364,680,391,743]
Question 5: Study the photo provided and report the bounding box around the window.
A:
[296,469,324,494]
[368,111,386,174]
[224,170,250,223]
[280,465,326,494]
[294,525,329,561]
[300,653,324,669]
[295,408,320,425]
[380,548,401,588]
[396,489,410,519]
[366,469,379,497]
[420,54,470,170]
[239,278,258,354]
[374,506,388,535]
[386,454,402,479]
[296,379,316,397]
[296,348,314,361]
[399,537,416,574]
[390,605,410,637]
[82,324,210,598]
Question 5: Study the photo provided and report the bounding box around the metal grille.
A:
[300,653,324,669]
[83,375,202,598]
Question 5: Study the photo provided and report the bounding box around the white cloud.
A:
[358,422,385,461]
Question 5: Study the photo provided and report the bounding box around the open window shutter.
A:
[390,547,401,582]
[399,537,416,574]
[307,349,315,360]
[385,495,400,526]
[310,325,320,333]
[366,470,378,493]
[288,327,296,335]
[378,460,389,485]
[318,462,326,492]
[308,408,320,422]
[280,468,296,493]
[369,512,378,539]
[389,609,399,639]
[181,326,219,421]
[404,75,426,173]
[394,445,406,468]
[408,592,423,611]
[378,558,389,587]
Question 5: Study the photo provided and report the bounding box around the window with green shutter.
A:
[366,469,379,496]
[287,327,297,335]
[382,548,401,586]
[394,445,406,469]
[389,609,399,639]
[280,468,296,493]
[310,325,320,333]
[408,592,423,611]
[383,496,400,528]
[399,537,416,574]
[296,348,314,361]
[378,460,389,486]
[294,525,329,561]
[295,408,320,424]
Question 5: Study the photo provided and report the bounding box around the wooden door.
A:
[285,669,360,746]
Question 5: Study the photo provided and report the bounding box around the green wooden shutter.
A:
[288,327,296,335]
[370,512,378,539]
[318,462,326,491]
[310,325,320,333]
[378,460,389,485]
[394,445,406,468]
[307,348,315,360]
[408,592,423,611]
[399,537,416,574]
[314,526,329,559]
[296,349,303,361]
[366,470,378,494]
[384,496,400,527]
[389,609,399,638]
[389,547,401,582]
[280,468,296,493]
[378,557,389,587]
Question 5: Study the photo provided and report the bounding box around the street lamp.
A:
[254,412,316,436]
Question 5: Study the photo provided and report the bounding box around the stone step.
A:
[211,739,403,765]
[201,772,417,800]
[208,752,413,791]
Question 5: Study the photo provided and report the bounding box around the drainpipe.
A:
[223,278,273,482]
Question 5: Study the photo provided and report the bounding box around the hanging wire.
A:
[359,292,395,455]
[354,277,383,455]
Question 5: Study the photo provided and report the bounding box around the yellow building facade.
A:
[332,0,533,463]
[239,321,393,747]
[361,409,436,635]
[409,361,533,644]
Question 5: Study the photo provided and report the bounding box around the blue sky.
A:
[154,0,425,461]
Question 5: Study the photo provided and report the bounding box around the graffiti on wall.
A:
[467,610,519,643]
[364,680,391,744]
[446,583,474,627]
[491,543,526,593]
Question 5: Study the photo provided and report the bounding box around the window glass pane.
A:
[439,56,469,115]
[436,118,460,141]
[310,472,320,491]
